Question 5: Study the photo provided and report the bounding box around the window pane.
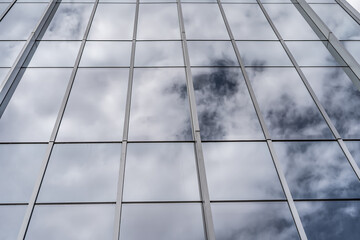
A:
[41,3,93,40]
[182,3,229,39]
[128,68,192,140]
[0,41,25,67]
[223,4,276,40]
[345,141,360,167]
[296,201,360,240]
[87,4,135,40]
[343,41,360,63]
[274,141,360,199]
[212,202,299,240]
[188,41,238,66]
[203,142,284,200]
[26,204,115,240]
[120,203,205,240]
[134,41,184,67]
[0,144,47,202]
[123,143,199,201]
[137,4,180,40]
[37,144,121,202]
[192,67,263,140]
[57,68,128,141]
[80,41,132,67]
[0,205,27,240]
[26,41,81,67]
[0,68,71,142]
[0,68,9,89]
[236,41,292,66]
[247,67,332,139]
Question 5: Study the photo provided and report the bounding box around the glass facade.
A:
[0,0,360,240]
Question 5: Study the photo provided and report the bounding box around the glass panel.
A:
[345,141,360,167]
[247,67,333,139]
[286,41,344,66]
[87,4,135,40]
[57,68,128,141]
[342,41,360,63]
[41,3,93,40]
[137,4,180,40]
[264,3,323,40]
[311,4,360,40]
[123,143,199,201]
[302,67,360,139]
[26,204,115,240]
[80,41,132,67]
[0,3,47,40]
[120,203,205,240]
[212,202,299,240]
[37,144,121,202]
[134,41,184,67]
[0,205,27,240]
[0,68,71,142]
[274,141,360,199]
[192,67,263,140]
[128,68,192,140]
[236,41,292,66]
[223,4,276,40]
[0,68,9,88]
[187,41,238,66]
[0,41,25,67]
[181,3,229,39]
[296,201,360,240]
[26,41,81,67]
[203,142,284,200]
[0,144,47,203]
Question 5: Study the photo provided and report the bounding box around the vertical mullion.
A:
[177,1,216,240]
[16,1,100,239]
[217,1,308,240]
[113,0,139,239]
[0,0,16,21]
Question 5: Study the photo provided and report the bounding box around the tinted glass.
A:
[0,205,27,240]
[345,141,360,167]
[0,41,25,67]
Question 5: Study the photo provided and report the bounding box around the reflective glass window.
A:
[212,202,299,240]
[0,41,25,67]
[37,144,121,202]
[187,41,238,66]
[137,4,180,40]
[182,3,229,39]
[87,4,135,40]
[26,204,115,240]
[123,143,199,201]
[57,68,128,141]
[26,41,81,67]
[203,142,284,200]
[0,144,47,202]
[41,3,93,40]
[236,41,292,66]
[192,67,263,140]
[120,203,205,240]
[0,205,27,240]
[343,41,360,63]
[0,68,71,142]
[345,141,360,167]
[80,41,132,67]
[134,41,184,67]
[247,67,332,139]
[302,67,360,139]
[0,68,9,88]
[223,4,276,40]
[274,141,360,199]
[128,68,192,140]
[296,201,360,240]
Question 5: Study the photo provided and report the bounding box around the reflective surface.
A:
[38,144,121,202]
[247,67,333,139]
[274,141,360,199]
[0,205,27,240]
[344,141,360,168]
[0,41,25,67]
[128,68,192,140]
[212,202,299,240]
[120,203,205,240]
[0,68,71,142]
[123,143,199,201]
[26,204,115,240]
[296,201,360,240]
[0,144,47,202]
[57,68,128,141]
[203,142,284,200]
[192,67,263,140]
